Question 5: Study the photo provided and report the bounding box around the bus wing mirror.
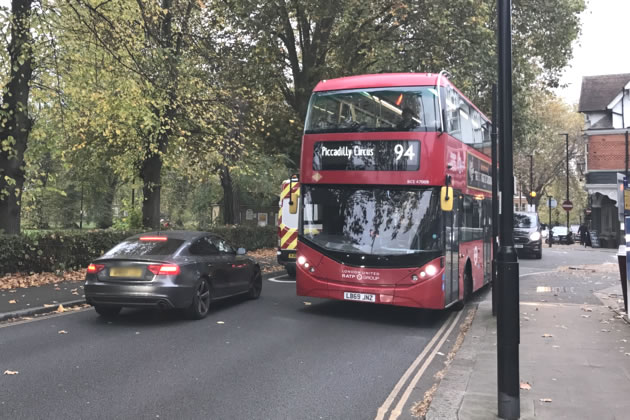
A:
[289,192,299,214]
[441,186,453,212]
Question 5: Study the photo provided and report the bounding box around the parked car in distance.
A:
[84,231,262,320]
[548,226,574,245]
[513,212,543,259]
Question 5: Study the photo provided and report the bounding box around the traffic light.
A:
[529,191,536,204]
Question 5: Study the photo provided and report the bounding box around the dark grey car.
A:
[84,231,262,319]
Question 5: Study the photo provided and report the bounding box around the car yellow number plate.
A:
[109,267,143,278]
[288,253,296,259]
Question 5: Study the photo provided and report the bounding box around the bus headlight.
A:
[425,264,438,276]
[529,232,541,241]
[297,256,306,265]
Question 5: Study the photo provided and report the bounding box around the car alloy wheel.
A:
[248,268,263,300]
[188,278,211,320]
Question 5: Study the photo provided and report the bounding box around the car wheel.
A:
[94,305,121,318]
[535,250,542,259]
[187,278,211,320]
[286,265,296,278]
[452,266,473,311]
[248,268,263,300]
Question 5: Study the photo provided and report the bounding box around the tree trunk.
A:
[96,173,118,229]
[141,143,163,229]
[220,165,238,225]
[0,0,34,235]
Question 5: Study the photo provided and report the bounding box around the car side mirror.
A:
[237,247,247,255]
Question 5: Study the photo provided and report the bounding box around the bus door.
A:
[483,199,492,284]
[443,193,459,306]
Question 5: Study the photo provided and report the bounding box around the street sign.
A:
[550,199,557,208]
[562,200,573,211]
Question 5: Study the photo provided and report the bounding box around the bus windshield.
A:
[302,186,441,256]
[304,87,440,133]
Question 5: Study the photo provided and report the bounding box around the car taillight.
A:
[87,263,105,274]
[147,264,181,275]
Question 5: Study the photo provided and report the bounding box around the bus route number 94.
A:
[394,144,416,161]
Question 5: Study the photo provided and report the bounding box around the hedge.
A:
[0,225,277,276]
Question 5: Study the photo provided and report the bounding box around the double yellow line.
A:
[375,311,463,420]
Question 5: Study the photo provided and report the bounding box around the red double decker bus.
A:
[295,72,493,309]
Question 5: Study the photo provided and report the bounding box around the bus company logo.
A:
[341,269,380,281]
[320,145,374,158]
[447,151,465,174]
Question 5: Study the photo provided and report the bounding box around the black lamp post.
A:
[529,154,534,210]
[547,195,553,248]
[560,133,570,230]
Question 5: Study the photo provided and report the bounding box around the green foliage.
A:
[0,225,276,275]
[0,230,135,275]
[207,225,277,251]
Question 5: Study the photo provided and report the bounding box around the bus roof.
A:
[313,73,490,122]
[313,73,441,92]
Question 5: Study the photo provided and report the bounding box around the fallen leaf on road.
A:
[303,302,312,306]
[58,330,68,334]
[436,352,445,356]
[582,307,593,312]
[54,287,61,291]
[216,321,225,324]
[43,304,55,308]
[520,382,531,390]
[8,299,16,304]
[71,291,79,295]
[581,315,590,318]
[539,398,552,403]
[542,333,553,338]
[56,304,65,313]
[3,370,18,375]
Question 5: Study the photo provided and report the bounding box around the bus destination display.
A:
[313,140,420,171]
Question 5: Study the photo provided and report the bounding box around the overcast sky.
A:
[555,0,630,105]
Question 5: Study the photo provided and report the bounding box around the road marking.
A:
[519,270,555,278]
[267,275,296,283]
[375,311,460,420]
[387,310,463,420]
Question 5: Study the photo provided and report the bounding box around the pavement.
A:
[426,247,630,420]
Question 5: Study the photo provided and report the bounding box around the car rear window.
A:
[104,238,185,257]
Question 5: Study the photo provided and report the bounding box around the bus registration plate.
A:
[344,292,376,303]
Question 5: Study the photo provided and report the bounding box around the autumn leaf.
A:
[56,304,65,313]
[539,398,552,403]
[217,321,225,324]
[542,333,553,338]
[520,382,531,390]
[8,299,16,304]
[58,330,68,334]
[3,370,19,375]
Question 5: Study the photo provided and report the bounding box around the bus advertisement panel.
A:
[296,73,493,310]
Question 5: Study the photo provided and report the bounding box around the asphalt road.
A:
[0,274,455,420]
[0,244,616,420]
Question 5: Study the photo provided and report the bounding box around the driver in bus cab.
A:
[397,107,419,130]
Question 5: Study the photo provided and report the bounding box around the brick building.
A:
[579,73,630,248]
